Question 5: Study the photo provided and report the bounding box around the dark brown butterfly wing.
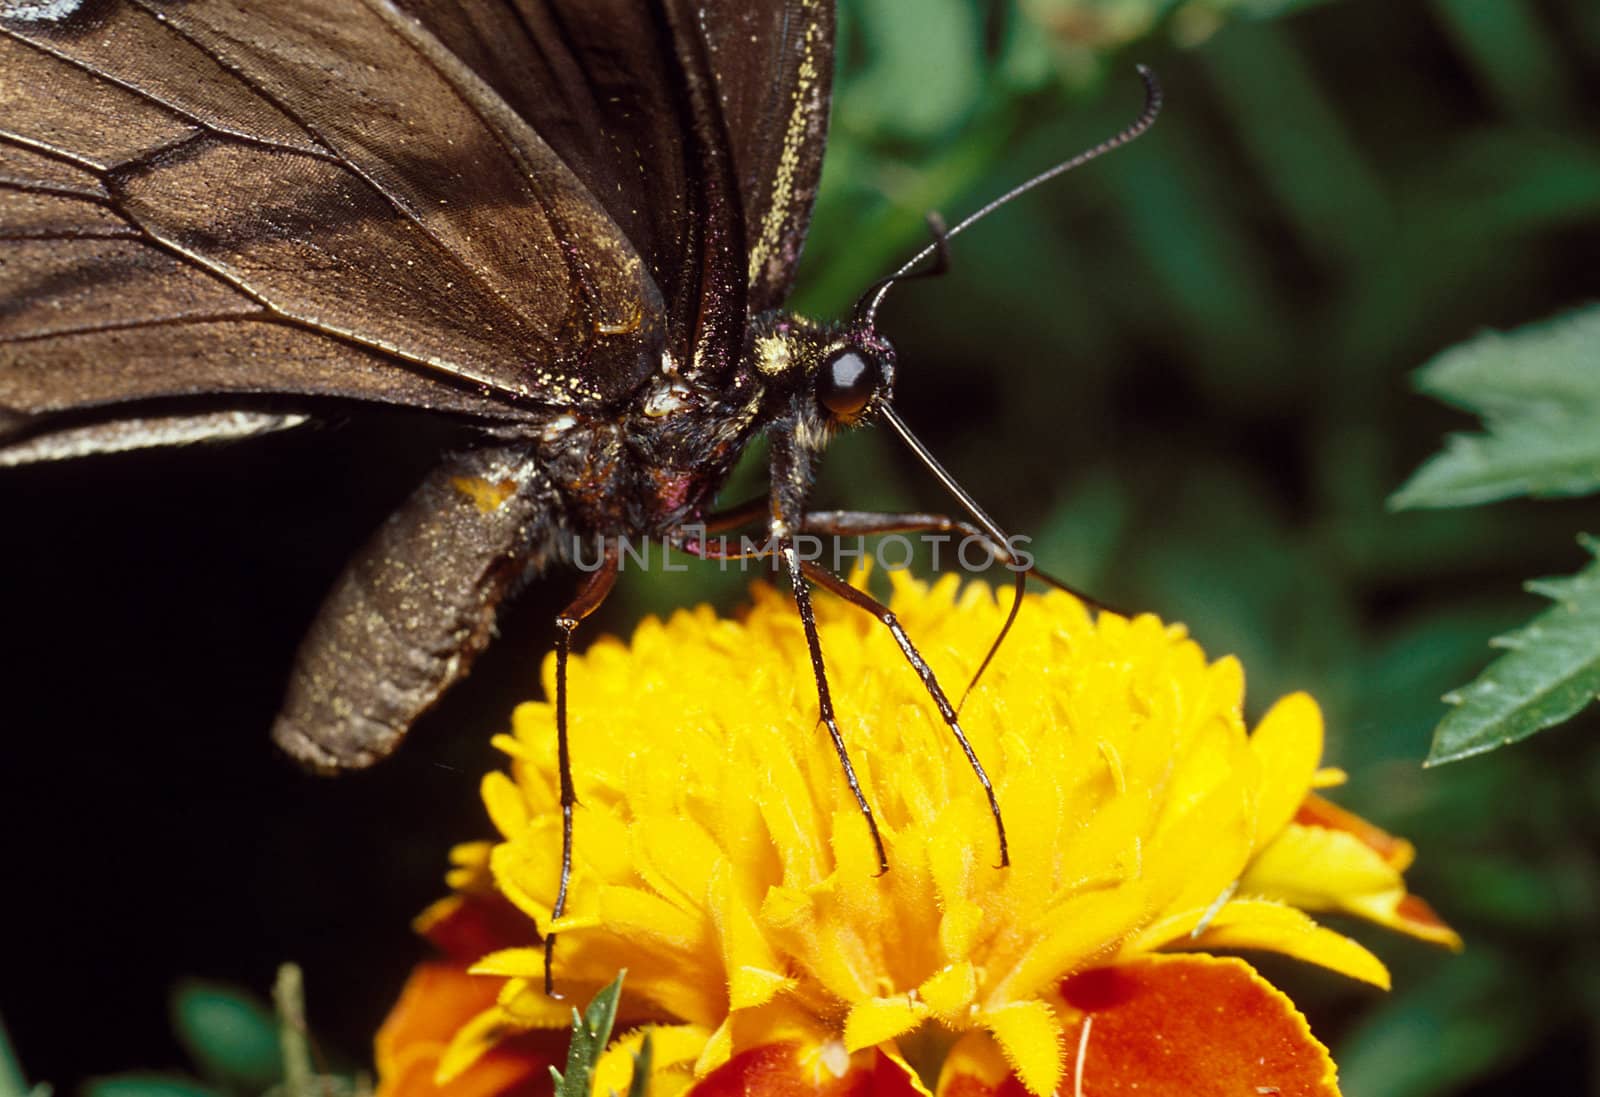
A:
[0,0,668,452]
[705,0,836,313]
[270,0,837,769]
[0,0,839,767]
[397,0,834,341]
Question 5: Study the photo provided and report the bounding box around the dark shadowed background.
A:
[3,0,1598,1092]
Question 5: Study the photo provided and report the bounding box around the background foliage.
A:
[2,0,1597,1093]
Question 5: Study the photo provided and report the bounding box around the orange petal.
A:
[688,1043,921,1097]
[375,963,556,1097]
[1053,956,1341,1096]
[1342,890,1463,951]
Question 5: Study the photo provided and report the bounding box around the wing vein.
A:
[0,22,346,168]
[113,0,563,347]
[357,0,590,332]
[110,212,534,400]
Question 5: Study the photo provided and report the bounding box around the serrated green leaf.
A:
[169,980,281,1090]
[1427,535,1600,764]
[1391,304,1600,509]
[80,1076,225,1097]
[550,973,625,1097]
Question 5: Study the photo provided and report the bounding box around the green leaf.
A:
[169,980,281,1090]
[0,1014,28,1097]
[1426,535,1600,764]
[550,973,625,1097]
[272,964,316,1097]
[80,1076,225,1097]
[1391,304,1600,509]
[1335,949,1541,1097]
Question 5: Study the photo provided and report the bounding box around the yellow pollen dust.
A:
[450,475,518,513]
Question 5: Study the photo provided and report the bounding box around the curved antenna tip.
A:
[864,65,1164,326]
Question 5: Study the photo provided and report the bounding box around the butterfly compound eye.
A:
[817,349,880,419]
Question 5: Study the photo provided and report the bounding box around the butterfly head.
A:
[748,314,896,454]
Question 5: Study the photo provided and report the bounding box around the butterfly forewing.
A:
[0,0,840,765]
[700,0,836,313]
[0,0,672,438]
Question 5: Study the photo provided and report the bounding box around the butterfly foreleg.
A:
[797,560,1009,869]
[544,541,620,997]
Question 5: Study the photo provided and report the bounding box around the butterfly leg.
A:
[797,559,1009,869]
[696,495,770,534]
[798,509,1122,709]
[780,537,890,874]
[799,509,1110,607]
[545,542,620,997]
[672,528,889,874]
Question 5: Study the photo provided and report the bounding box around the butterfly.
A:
[0,0,1157,984]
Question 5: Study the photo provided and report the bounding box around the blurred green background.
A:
[4,0,1597,1093]
[623,0,1600,1092]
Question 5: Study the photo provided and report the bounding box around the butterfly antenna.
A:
[851,213,952,324]
[879,406,1030,700]
[863,65,1163,327]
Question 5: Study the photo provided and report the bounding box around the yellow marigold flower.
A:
[376,574,1457,1097]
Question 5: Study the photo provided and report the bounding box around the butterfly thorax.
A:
[530,311,896,541]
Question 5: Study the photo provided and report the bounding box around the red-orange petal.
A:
[932,959,1340,1097]
[689,1043,923,1097]
[939,1057,1027,1097]
[1385,893,1463,950]
[417,892,540,964]
[1049,955,1340,1097]
[376,962,557,1097]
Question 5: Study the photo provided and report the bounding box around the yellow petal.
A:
[1339,890,1463,950]
[694,1016,732,1077]
[980,999,1064,1097]
[495,978,580,1027]
[989,884,1154,1005]
[434,1004,518,1084]
[481,771,530,843]
[595,884,703,950]
[468,947,543,979]
[1156,898,1392,989]
[1244,822,1406,911]
[593,1024,710,1097]
[633,815,724,913]
[1249,693,1325,850]
[441,841,496,894]
[878,1040,936,1097]
[933,1030,1013,1097]
[844,994,930,1051]
[919,961,978,1020]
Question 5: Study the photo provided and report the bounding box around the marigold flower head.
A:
[377,574,1458,1097]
